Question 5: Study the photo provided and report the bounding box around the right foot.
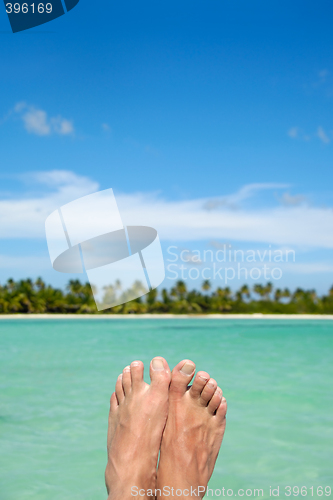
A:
[105,357,171,500]
[157,360,227,499]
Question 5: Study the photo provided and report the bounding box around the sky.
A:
[1,0,333,294]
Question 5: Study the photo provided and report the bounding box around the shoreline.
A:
[1,313,333,320]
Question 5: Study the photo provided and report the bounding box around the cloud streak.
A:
[317,126,331,144]
[0,171,332,252]
[288,124,332,144]
[202,183,289,210]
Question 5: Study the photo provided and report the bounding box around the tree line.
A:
[1,277,333,314]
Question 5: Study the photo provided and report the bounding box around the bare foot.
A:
[156,360,227,499]
[105,357,171,500]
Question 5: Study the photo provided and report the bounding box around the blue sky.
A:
[1,0,333,294]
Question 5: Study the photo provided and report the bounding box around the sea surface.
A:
[0,319,332,500]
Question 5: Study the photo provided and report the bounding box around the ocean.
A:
[0,318,332,500]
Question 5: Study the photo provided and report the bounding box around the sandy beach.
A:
[1,313,333,319]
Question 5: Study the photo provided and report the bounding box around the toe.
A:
[189,371,210,399]
[169,359,196,398]
[149,357,171,388]
[208,387,223,414]
[130,360,144,391]
[216,397,227,422]
[115,374,124,403]
[107,392,118,449]
[122,366,132,395]
[200,378,217,405]
[110,391,119,412]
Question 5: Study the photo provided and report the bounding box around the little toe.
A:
[122,366,132,395]
[115,374,124,403]
[110,391,119,412]
[107,392,118,449]
[169,359,196,397]
[149,357,171,388]
[130,360,145,391]
[208,387,223,414]
[189,371,210,399]
[200,378,217,405]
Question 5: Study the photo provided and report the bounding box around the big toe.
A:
[149,357,171,389]
[169,359,196,397]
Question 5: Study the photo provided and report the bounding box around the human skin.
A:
[105,358,227,500]
[105,357,171,500]
[156,360,227,500]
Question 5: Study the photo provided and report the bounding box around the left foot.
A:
[105,357,171,500]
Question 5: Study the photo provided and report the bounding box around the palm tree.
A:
[161,288,170,304]
[216,287,232,299]
[253,284,265,299]
[171,280,187,300]
[6,278,15,292]
[263,282,273,300]
[292,287,305,302]
[282,288,291,300]
[147,288,158,306]
[201,280,211,292]
[67,279,83,296]
[240,284,250,300]
[212,287,233,312]
[35,277,45,291]
[1,276,332,315]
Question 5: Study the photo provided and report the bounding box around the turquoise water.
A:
[0,319,332,500]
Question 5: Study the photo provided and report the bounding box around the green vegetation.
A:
[2,278,333,314]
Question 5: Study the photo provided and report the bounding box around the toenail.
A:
[152,358,164,371]
[199,375,209,381]
[222,397,226,402]
[123,366,130,372]
[207,381,215,388]
[180,361,195,375]
[131,361,141,367]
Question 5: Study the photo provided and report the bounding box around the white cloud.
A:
[317,126,330,144]
[51,117,74,135]
[288,127,299,138]
[203,183,289,210]
[14,102,74,136]
[0,170,98,239]
[288,125,333,143]
[282,262,333,274]
[319,69,329,82]
[1,173,333,253]
[26,170,99,195]
[287,126,309,141]
[22,108,50,136]
[280,192,307,207]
